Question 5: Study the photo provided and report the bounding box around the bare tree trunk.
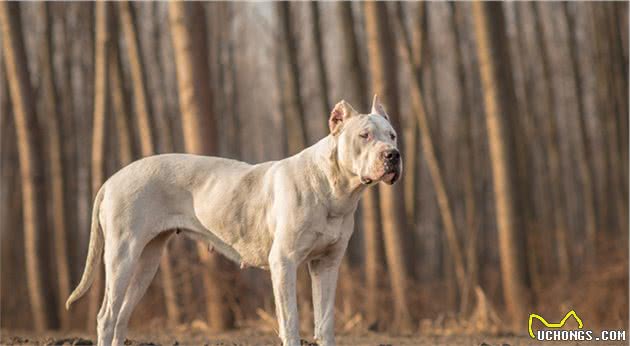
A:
[118,1,154,156]
[364,1,412,332]
[87,1,111,331]
[512,3,545,293]
[169,3,216,155]
[158,248,179,327]
[224,6,241,158]
[502,6,536,294]
[109,19,134,167]
[39,2,72,329]
[472,1,528,329]
[531,3,571,281]
[338,3,367,108]
[169,1,235,330]
[449,2,479,314]
[213,3,241,159]
[591,3,627,236]
[607,3,629,237]
[277,2,308,154]
[0,1,50,331]
[1,69,24,330]
[148,2,175,155]
[599,3,628,234]
[562,2,598,264]
[393,1,468,313]
[58,4,82,286]
[310,1,331,138]
[402,3,425,232]
[611,4,629,191]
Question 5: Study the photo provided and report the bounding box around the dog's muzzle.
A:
[361,149,401,185]
[382,149,401,185]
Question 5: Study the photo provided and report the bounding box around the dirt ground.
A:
[2,329,627,346]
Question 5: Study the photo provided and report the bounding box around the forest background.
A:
[1,1,627,339]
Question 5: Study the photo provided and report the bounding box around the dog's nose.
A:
[382,149,400,163]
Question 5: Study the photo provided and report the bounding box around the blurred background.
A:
[0,0,627,338]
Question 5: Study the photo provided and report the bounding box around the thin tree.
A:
[531,3,571,280]
[108,17,134,166]
[148,1,176,155]
[591,3,627,234]
[1,71,29,330]
[402,3,423,230]
[0,1,50,331]
[277,2,308,153]
[562,2,598,264]
[310,1,331,138]
[58,4,81,281]
[87,0,111,330]
[511,3,546,292]
[494,7,535,292]
[39,2,72,329]
[610,4,629,197]
[449,2,480,313]
[364,1,412,332]
[223,3,241,158]
[393,2,469,312]
[472,1,528,328]
[604,3,628,186]
[169,1,235,330]
[118,1,154,156]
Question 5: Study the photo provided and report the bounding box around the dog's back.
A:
[101,154,276,267]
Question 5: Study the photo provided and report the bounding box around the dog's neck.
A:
[308,135,367,205]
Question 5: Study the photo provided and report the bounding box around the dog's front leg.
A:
[269,247,300,346]
[309,252,344,346]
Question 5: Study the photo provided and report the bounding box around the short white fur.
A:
[66,96,401,346]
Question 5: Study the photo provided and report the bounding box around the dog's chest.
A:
[307,213,351,259]
[321,196,358,239]
[325,213,346,237]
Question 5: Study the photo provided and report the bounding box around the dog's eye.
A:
[390,133,396,140]
[359,132,369,140]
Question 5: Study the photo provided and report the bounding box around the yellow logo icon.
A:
[528,310,584,339]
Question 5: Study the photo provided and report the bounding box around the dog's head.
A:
[329,95,402,185]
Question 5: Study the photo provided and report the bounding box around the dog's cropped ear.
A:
[329,100,358,135]
[371,94,390,121]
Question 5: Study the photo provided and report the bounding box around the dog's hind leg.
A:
[96,284,109,343]
[97,234,142,346]
[112,231,175,344]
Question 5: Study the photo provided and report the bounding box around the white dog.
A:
[66,96,402,346]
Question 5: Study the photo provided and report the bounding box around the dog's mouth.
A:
[382,172,397,185]
[361,167,400,186]
[382,170,399,185]
[381,159,401,185]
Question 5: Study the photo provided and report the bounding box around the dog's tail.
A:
[66,186,105,310]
